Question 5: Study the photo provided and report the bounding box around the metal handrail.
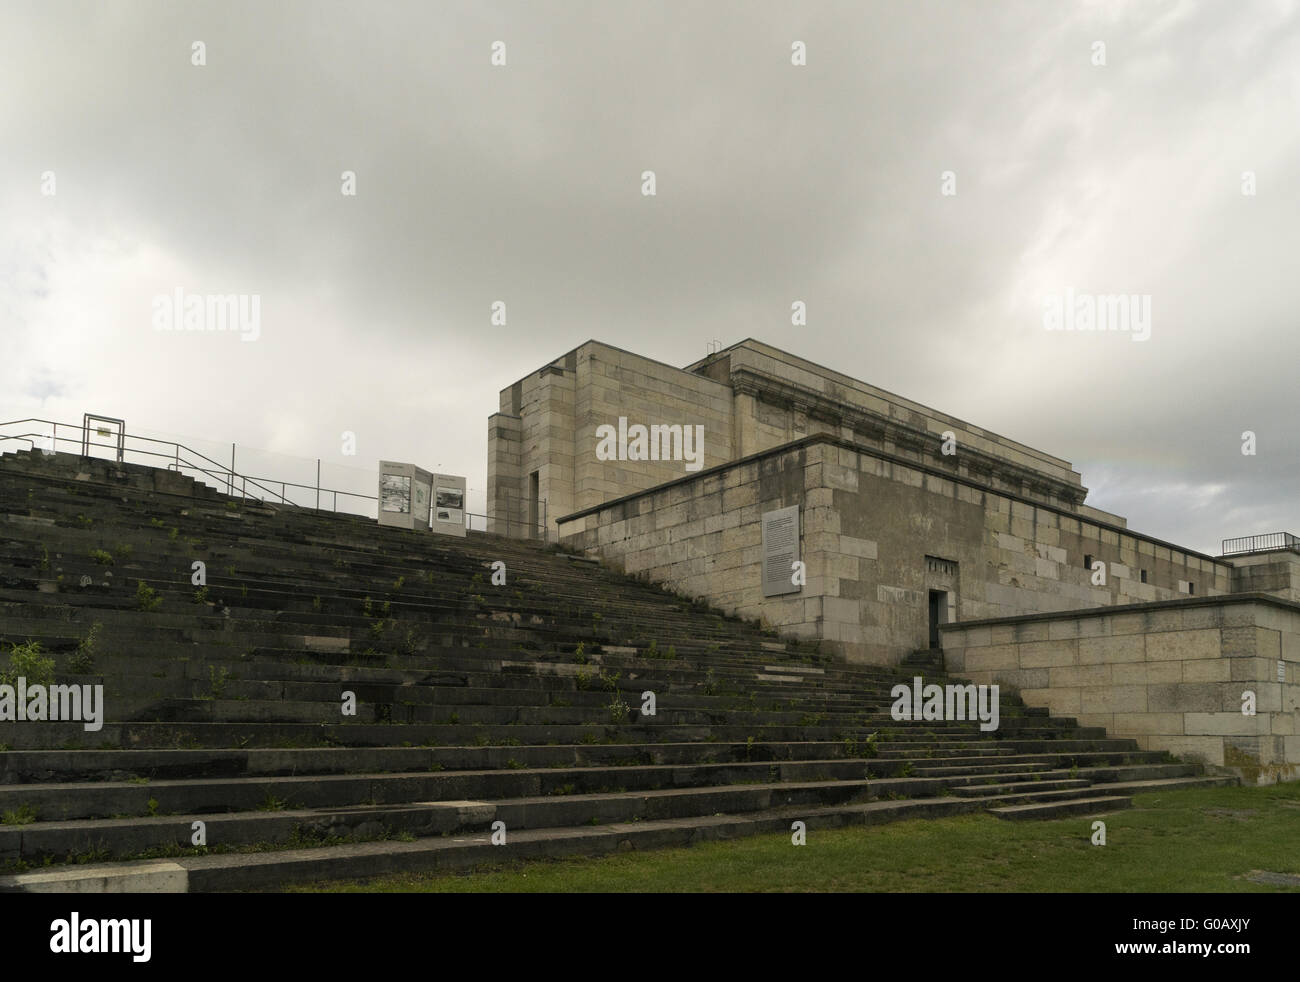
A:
[1,417,296,508]
[1222,532,1300,557]
[1,416,550,534]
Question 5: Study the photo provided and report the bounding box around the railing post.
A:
[230,444,235,494]
[316,459,320,510]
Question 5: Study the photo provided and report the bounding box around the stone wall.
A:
[941,595,1300,785]
[487,341,732,539]
[557,441,826,639]
[821,441,1231,662]
[491,337,1114,539]
[1229,550,1300,602]
[686,339,1091,512]
[572,343,733,514]
[558,435,1233,666]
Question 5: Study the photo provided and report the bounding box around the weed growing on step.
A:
[150,518,166,529]
[258,792,289,812]
[38,544,49,572]
[146,798,160,816]
[207,666,230,700]
[135,580,162,612]
[68,623,103,675]
[607,693,631,725]
[573,642,588,664]
[192,586,209,604]
[113,543,132,559]
[2,640,55,688]
[1,804,37,826]
[505,758,526,769]
[75,514,92,528]
[88,548,114,565]
[392,576,405,591]
[703,668,718,695]
[167,527,179,541]
[899,761,914,778]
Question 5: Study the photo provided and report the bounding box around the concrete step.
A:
[987,796,1133,820]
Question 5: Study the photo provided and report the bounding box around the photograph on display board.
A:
[435,486,464,522]
[380,474,411,513]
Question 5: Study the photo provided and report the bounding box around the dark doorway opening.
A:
[528,471,540,539]
[928,590,947,649]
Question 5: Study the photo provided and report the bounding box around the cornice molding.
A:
[728,366,1086,508]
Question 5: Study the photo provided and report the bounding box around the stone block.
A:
[1020,640,1076,668]
[1145,630,1220,663]
[1182,658,1230,683]
[1081,685,1147,714]
[1078,634,1145,665]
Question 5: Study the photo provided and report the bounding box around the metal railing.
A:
[1,416,552,537]
[465,511,548,538]
[1221,532,1300,557]
[0,416,370,513]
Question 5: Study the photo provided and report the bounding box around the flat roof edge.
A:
[556,432,1227,566]
[940,592,1300,630]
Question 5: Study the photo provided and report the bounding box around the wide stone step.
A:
[951,778,1093,798]
[0,794,989,892]
[987,796,1133,820]
[0,740,874,783]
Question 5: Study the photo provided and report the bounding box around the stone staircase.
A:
[0,449,1236,891]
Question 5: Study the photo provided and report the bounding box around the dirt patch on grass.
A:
[1204,808,1258,821]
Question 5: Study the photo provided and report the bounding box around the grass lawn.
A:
[289,781,1300,893]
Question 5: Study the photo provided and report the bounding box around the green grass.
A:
[289,783,1300,893]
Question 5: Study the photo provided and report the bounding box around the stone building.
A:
[487,338,1300,781]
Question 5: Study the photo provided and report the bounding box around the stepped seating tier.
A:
[0,450,1235,891]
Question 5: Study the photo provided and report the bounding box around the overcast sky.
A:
[2,0,1297,555]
